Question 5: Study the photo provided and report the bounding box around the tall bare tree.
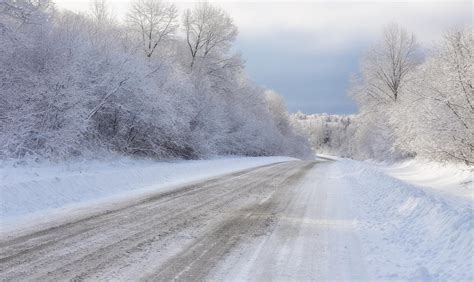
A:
[183,1,237,68]
[89,0,112,24]
[127,0,178,58]
[362,24,419,103]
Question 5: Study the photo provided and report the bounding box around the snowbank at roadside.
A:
[314,153,341,161]
[336,159,473,280]
[381,159,473,199]
[0,156,295,225]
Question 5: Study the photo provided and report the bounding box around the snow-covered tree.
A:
[392,26,473,164]
[126,0,178,58]
[349,24,421,161]
[344,24,472,164]
[355,23,420,105]
[0,0,312,161]
[182,1,237,69]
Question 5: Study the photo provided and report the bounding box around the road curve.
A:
[0,161,315,281]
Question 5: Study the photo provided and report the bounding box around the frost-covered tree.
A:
[87,0,117,51]
[349,24,420,161]
[89,0,112,23]
[356,23,419,105]
[0,0,312,161]
[0,0,53,25]
[344,24,472,164]
[182,1,237,69]
[126,0,178,58]
[392,26,473,164]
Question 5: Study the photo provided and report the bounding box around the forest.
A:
[0,0,312,161]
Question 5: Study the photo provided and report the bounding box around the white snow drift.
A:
[341,159,473,280]
[211,159,473,280]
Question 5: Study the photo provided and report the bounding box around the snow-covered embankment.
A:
[338,159,473,280]
[0,156,294,226]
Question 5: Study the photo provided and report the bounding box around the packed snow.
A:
[210,159,473,280]
[0,156,294,227]
[1,156,472,280]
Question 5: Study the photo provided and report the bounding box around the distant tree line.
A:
[291,113,356,158]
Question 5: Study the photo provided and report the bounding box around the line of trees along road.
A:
[0,0,312,160]
[293,24,473,165]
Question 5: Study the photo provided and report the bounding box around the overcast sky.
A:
[54,0,472,114]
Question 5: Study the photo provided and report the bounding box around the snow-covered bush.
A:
[0,0,312,161]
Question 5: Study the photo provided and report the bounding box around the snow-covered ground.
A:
[382,159,473,199]
[211,159,473,280]
[1,157,472,280]
[339,159,473,280]
[0,156,294,227]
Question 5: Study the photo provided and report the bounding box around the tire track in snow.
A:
[0,161,314,281]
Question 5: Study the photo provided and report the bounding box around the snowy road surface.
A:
[1,160,472,280]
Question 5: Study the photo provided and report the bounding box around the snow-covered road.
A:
[211,160,367,281]
[1,159,472,280]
